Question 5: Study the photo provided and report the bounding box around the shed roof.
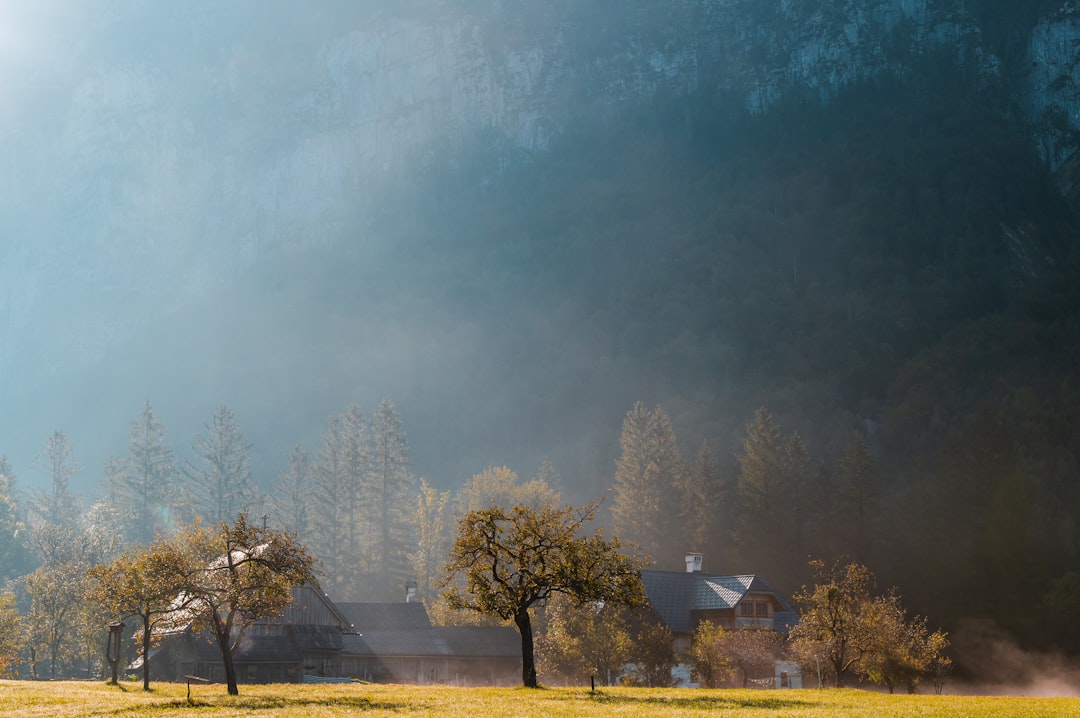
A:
[341,626,519,659]
[336,602,432,632]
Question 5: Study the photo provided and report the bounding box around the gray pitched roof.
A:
[336,602,432,632]
[641,569,794,634]
[346,626,520,659]
[437,627,521,658]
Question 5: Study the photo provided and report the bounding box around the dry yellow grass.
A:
[0,680,1076,717]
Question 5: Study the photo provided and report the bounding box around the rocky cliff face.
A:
[1027,4,1080,177]
[0,1,1077,465]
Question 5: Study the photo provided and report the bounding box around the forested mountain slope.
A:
[2,1,1079,661]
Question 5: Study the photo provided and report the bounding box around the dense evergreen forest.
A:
[369,58,1080,662]
[3,22,1080,678]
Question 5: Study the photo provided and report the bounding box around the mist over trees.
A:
[0,1,1079,684]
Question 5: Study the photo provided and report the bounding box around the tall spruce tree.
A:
[611,402,662,557]
[783,431,813,561]
[30,431,81,531]
[310,412,351,598]
[270,444,313,541]
[366,399,413,599]
[836,430,878,562]
[611,402,686,567]
[734,408,789,582]
[650,406,687,563]
[184,405,255,526]
[106,402,180,546]
[533,457,562,497]
[682,439,721,555]
[341,405,370,581]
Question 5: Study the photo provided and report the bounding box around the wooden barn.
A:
[142,586,520,686]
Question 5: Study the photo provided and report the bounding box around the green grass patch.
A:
[0,681,1075,717]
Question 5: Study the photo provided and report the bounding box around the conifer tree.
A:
[783,431,812,559]
[270,444,313,540]
[366,399,413,597]
[30,431,81,531]
[836,430,878,561]
[611,402,662,556]
[106,402,180,546]
[341,405,370,578]
[184,405,254,526]
[682,439,721,553]
[533,456,562,496]
[650,406,687,558]
[734,408,790,580]
[310,413,350,597]
[611,403,686,566]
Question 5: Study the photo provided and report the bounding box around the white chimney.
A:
[685,552,703,573]
[405,581,418,602]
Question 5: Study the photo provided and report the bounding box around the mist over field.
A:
[2,0,1080,683]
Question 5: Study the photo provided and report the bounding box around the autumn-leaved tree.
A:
[87,538,191,690]
[623,621,677,687]
[0,592,24,677]
[455,465,559,514]
[537,592,633,685]
[722,627,785,688]
[441,498,645,688]
[0,459,30,583]
[411,478,452,602]
[689,620,732,687]
[857,591,951,693]
[24,502,120,679]
[787,560,877,687]
[789,560,949,690]
[170,514,316,695]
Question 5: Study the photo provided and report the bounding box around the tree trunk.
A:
[832,657,844,688]
[514,608,538,688]
[211,612,240,695]
[219,630,239,695]
[142,618,152,691]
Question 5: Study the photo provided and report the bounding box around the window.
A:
[740,602,755,617]
[756,601,770,618]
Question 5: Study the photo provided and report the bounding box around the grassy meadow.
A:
[0,681,1077,718]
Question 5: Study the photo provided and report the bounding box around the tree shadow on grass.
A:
[583,691,820,711]
[100,695,407,714]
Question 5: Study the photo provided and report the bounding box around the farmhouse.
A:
[640,553,800,686]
